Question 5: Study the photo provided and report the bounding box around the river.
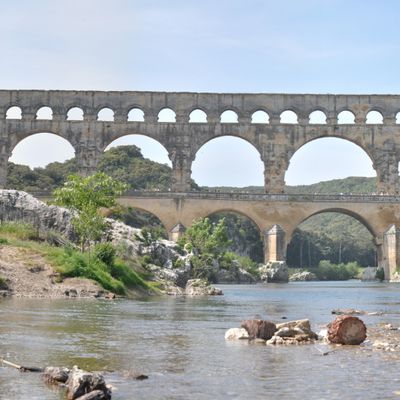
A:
[1,281,400,400]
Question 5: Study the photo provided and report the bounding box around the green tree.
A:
[178,218,230,280]
[53,173,127,251]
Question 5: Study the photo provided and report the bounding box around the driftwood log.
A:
[0,358,43,372]
[327,315,367,345]
[241,319,277,340]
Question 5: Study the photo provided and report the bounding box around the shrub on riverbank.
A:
[48,243,149,295]
[289,260,361,281]
[0,222,150,295]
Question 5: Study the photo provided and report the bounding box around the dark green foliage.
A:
[0,274,8,290]
[7,145,200,192]
[376,267,385,281]
[309,260,361,280]
[0,237,9,245]
[219,251,260,277]
[92,242,116,267]
[208,212,263,262]
[178,218,230,282]
[287,213,376,268]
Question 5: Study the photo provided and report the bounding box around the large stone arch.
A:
[102,133,172,168]
[290,207,377,240]
[101,129,170,154]
[192,133,264,163]
[191,134,265,188]
[284,134,377,188]
[8,129,77,156]
[204,208,263,234]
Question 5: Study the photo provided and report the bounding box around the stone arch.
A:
[6,106,22,119]
[286,208,377,270]
[220,109,239,123]
[366,110,384,124]
[103,133,171,166]
[251,110,270,124]
[280,110,298,124]
[191,135,264,187]
[97,107,114,122]
[337,110,356,124]
[66,106,84,121]
[158,108,176,122]
[9,131,76,168]
[116,203,171,234]
[36,106,53,120]
[127,107,145,122]
[285,136,376,186]
[205,208,263,233]
[189,108,208,123]
[309,110,327,124]
[296,208,377,237]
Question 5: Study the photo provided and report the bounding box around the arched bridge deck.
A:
[34,190,400,281]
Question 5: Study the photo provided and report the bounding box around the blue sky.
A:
[3,0,399,186]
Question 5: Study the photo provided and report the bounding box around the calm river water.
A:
[1,282,400,400]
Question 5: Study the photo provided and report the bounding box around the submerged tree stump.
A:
[328,315,367,345]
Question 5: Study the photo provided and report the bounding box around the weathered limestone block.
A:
[224,328,250,341]
[289,271,317,281]
[259,261,289,283]
[185,279,223,296]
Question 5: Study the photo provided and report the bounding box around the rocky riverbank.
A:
[0,190,226,298]
[0,246,112,299]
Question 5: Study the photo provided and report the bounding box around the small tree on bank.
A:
[53,173,127,251]
[178,218,230,280]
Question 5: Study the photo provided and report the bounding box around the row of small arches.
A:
[5,106,400,125]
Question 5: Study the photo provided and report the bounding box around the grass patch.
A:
[0,222,39,241]
[0,222,152,295]
[44,244,150,295]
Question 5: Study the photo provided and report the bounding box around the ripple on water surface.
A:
[1,282,400,399]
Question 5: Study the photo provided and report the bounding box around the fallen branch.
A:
[0,357,43,372]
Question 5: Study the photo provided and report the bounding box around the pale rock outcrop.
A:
[259,261,289,283]
[289,271,317,282]
[224,328,250,340]
[185,279,223,296]
[0,190,75,240]
[359,267,378,281]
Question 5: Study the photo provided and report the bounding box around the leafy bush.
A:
[311,260,361,281]
[48,245,149,295]
[93,242,116,267]
[0,237,9,245]
[172,258,184,269]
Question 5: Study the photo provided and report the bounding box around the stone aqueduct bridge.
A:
[3,89,400,279]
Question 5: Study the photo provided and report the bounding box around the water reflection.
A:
[1,282,400,399]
